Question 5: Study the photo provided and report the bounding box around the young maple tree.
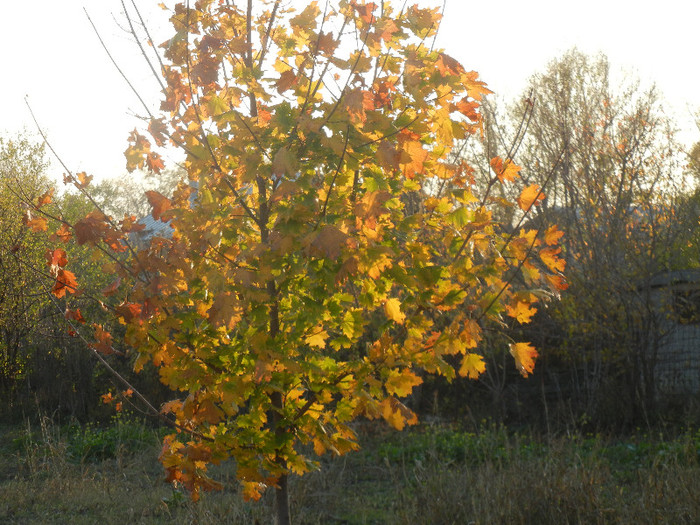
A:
[26,0,566,521]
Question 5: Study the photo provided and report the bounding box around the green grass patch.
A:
[1,418,699,524]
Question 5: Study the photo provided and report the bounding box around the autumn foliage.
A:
[25,0,565,506]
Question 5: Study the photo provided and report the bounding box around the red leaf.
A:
[146,152,165,174]
[436,53,465,77]
[102,277,121,297]
[115,302,143,323]
[90,325,115,355]
[352,1,377,24]
[148,117,169,147]
[65,308,86,324]
[74,211,109,245]
[276,69,298,94]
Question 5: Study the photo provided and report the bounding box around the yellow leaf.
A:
[384,298,405,324]
[305,329,328,349]
[459,353,486,379]
[208,293,242,330]
[290,2,320,30]
[385,369,422,397]
[509,342,538,377]
[462,70,493,101]
[506,300,537,324]
[241,481,266,502]
[380,397,418,431]
[460,319,482,349]
[272,146,296,177]
[517,184,544,211]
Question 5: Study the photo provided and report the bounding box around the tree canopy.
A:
[22,1,566,520]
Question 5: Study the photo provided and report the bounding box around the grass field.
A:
[1,414,699,524]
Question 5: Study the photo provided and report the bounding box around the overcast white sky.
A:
[3,0,700,183]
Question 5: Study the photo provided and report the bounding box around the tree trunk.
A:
[274,474,291,525]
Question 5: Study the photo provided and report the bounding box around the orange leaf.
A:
[462,70,493,101]
[490,157,520,182]
[453,97,480,121]
[544,225,564,246]
[51,223,72,243]
[509,342,538,377]
[436,53,465,77]
[241,481,266,502]
[23,211,48,232]
[307,225,352,260]
[539,246,566,272]
[545,273,568,291]
[52,269,78,298]
[124,130,152,173]
[208,293,242,330]
[148,117,169,147]
[352,1,377,24]
[37,188,54,207]
[345,88,374,124]
[517,184,544,211]
[73,211,109,245]
[385,369,422,397]
[145,191,172,221]
[376,141,400,170]
[399,140,429,178]
[317,31,338,54]
[46,248,68,269]
[460,319,482,349]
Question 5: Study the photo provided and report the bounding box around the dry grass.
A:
[1,417,699,524]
